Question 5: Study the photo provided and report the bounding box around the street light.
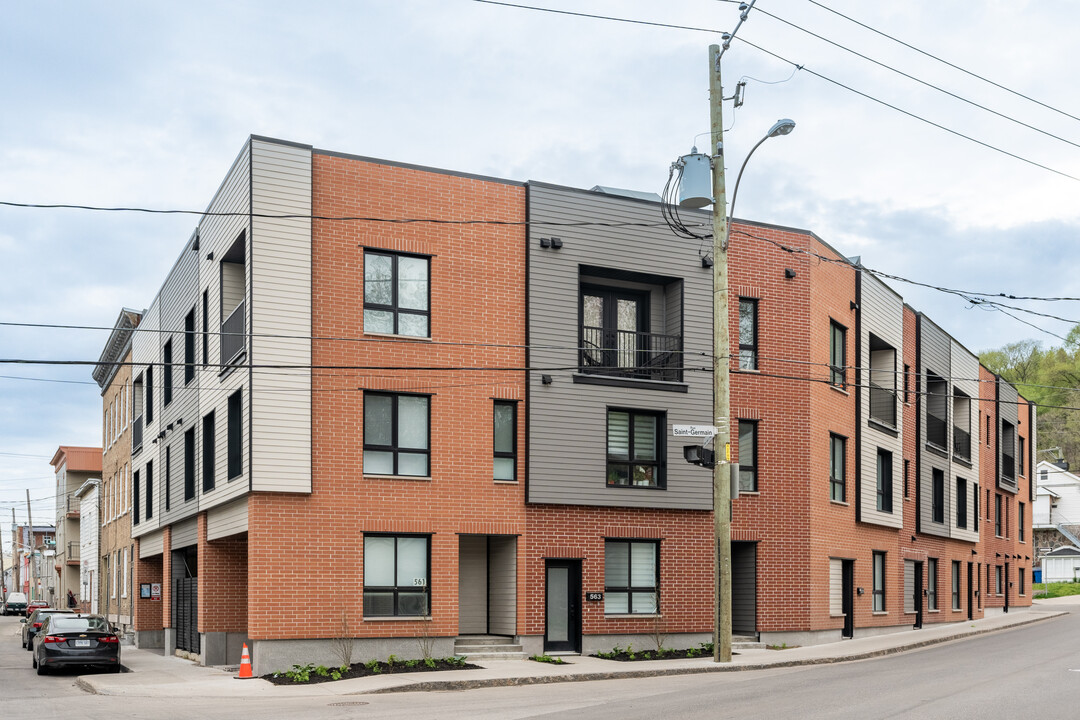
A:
[728,119,796,225]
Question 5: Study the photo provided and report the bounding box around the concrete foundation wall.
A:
[250,636,457,677]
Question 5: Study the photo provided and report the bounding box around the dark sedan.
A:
[31,614,121,675]
[21,609,74,650]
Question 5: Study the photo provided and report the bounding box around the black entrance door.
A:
[172,547,199,653]
[544,560,581,653]
[1004,562,1010,613]
[972,561,980,621]
[841,560,854,639]
[913,562,924,629]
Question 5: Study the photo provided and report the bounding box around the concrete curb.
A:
[356,611,1067,695]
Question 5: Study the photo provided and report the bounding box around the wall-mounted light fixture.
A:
[857,587,864,595]
[550,237,563,249]
[784,268,796,279]
[206,251,214,261]
[541,374,553,385]
[540,238,551,248]
[911,535,917,542]
[702,255,714,269]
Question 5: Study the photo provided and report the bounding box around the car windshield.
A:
[50,616,111,632]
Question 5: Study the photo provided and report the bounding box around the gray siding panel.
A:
[950,342,980,542]
[139,530,164,558]
[458,536,488,635]
[527,184,712,510]
[920,317,951,537]
[488,537,517,636]
[732,542,756,635]
[171,517,198,549]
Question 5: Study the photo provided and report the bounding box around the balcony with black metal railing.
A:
[1002,452,1015,480]
[580,326,683,383]
[869,383,897,427]
[221,299,246,366]
[66,541,80,565]
[953,426,971,461]
[132,414,144,453]
[926,412,947,449]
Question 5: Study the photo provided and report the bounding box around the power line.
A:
[750,6,1080,152]
[805,0,1080,126]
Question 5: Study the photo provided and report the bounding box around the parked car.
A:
[21,609,74,650]
[25,600,50,617]
[31,614,121,675]
[3,592,27,616]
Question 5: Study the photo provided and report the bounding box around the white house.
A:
[75,480,99,612]
[1041,546,1080,582]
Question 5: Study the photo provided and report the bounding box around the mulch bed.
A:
[266,659,481,685]
[591,648,736,662]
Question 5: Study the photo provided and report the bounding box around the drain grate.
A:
[328,702,370,707]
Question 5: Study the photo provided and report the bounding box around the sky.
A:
[2,0,1079,539]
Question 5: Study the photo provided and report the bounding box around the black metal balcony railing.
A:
[868,383,896,427]
[926,413,947,448]
[1002,452,1016,480]
[221,299,246,365]
[580,326,682,383]
[65,495,81,516]
[66,541,80,561]
[953,426,971,460]
[132,414,144,452]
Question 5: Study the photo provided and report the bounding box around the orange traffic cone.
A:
[237,643,253,679]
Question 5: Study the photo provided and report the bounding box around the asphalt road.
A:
[2,606,1077,719]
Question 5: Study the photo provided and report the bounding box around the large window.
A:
[604,540,659,614]
[738,298,758,370]
[830,434,846,502]
[363,535,429,617]
[133,469,140,525]
[202,412,215,493]
[163,339,173,406]
[228,390,243,480]
[974,484,979,532]
[927,558,938,610]
[952,561,961,610]
[738,420,758,493]
[164,445,171,511]
[829,321,846,387]
[956,477,968,528]
[184,309,195,385]
[995,493,1002,536]
[201,290,209,366]
[493,401,517,482]
[876,448,893,512]
[145,460,153,520]
[872,551,886,612]
[363,251,430,337]
[932,468,945,523]
[146,366,153,425]
[607,409,664,488]
[995,565,1003,595]
[364,392,431,477]
[184,428,195,502]
[1019,502,1026,541]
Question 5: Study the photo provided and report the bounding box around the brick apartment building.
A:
[92,308,141,633]
[120,135,1031,673]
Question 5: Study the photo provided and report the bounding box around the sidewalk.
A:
[76,601,1072,698]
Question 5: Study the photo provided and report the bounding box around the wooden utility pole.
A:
[709,42,733,663]
[12,509,19,594]
[26,489,34,601]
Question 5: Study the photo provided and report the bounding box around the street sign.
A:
[672,424,719,437]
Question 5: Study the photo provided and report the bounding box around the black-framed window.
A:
[146,365,154,424]
[995,493,1002,536]
[163,339,173,406]
[145,460,153,520]
[876,448,893,512]
[903,364,910,403]
[952,560,961,610]
[580,284,651,375]
[363,534,430,617]
[932,468,945,523]
[829,320,846,387]
[738,419,758,492]
[164,445,171,511]
[1019,502,1026,541]
[1019,436,1026,476]
[995,565,1003,595]
[133,469,140,525]
[956,477,968,528]
[903,459,910,498]
[363,251,430,337]
[974,484,979,532]
[927,558,938,610]
[201,290,209,366]
[607,409,664,488]
[738,298,758,370]
[363,392,431,477]
[1019,568,1026,596]
[830,433,846,502]
[872,551,886,612]
[227,390,243,480]
[493,400,517,482]
[202,411,216,493]
[184,309,195,384]
[604,539,659,614]
[184,428,195,502]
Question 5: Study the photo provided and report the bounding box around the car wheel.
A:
[36,660,47,676]
[26,638,34,652]
[31,652,37,669]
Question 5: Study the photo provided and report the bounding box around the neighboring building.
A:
[50,447,101,606]
[1040,545,1080,583]
[9,525,56,603]
[124,135,1035,674]
[75,480,99,613]
[92,308,140,635]
[1033,459,1080,554]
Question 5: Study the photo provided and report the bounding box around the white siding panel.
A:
[139,529,165,559]
[829,559,843,616]
[207,497,249,541]
[250,139,311,494]
[172,517,198,549]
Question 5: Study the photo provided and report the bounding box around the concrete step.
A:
[454,635,516,647]
[456,651,528,660]
[454,643,524,655]
[733,641,766,650]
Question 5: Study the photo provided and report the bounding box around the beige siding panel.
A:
[950,342,981,542]
[859,273,903,528]
[904,560,916,614]
[458,536,488,634]
[139,529,165,559]
[249,139,311,494]
[527,184,713,510]
[920,317,951,538]
[488,536,517,636]
[131,298,161,538]
[829,559,843,616]
[207,497,249,541]
[171,517,198,549]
